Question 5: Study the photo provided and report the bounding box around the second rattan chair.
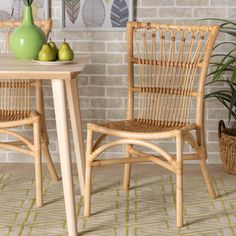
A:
[84,21,219,227]
[0,19,58,207]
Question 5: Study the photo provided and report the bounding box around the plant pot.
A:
[218,120,236,175]
[10,6,46,60]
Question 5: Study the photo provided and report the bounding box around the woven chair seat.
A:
[92,119,194,133]
[0,111,33,122]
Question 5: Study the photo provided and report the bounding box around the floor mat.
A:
[0,171,235,236]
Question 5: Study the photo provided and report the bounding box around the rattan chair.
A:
[0,19,58,207]
[84,21,220,227]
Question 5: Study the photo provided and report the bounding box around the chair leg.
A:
[124,144,132,191]
[84,128,93,217]
[84,162,92,217]
[199,158,216,199]
[33,117,43,207]
[42,140,59,181]
[40,112,58,181]
[34,80,58,181]
[198,128,217,199]
[176,133,183,227]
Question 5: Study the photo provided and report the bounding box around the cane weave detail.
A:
[130,23,216,127]
[97,119,187,133]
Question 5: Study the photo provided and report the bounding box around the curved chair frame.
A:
[0,19,58,207]
[84,21,219,227]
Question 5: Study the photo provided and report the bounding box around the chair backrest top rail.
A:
[128,21,219,32]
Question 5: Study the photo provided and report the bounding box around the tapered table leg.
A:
[52,79,77,236]
[65,79,85,196]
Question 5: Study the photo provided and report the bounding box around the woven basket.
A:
[218,120,236,175]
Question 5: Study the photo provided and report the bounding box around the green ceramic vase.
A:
[10,6,46,60]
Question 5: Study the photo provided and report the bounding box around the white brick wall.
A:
[1,0,235,164]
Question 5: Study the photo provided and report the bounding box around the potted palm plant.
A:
[204,18,236,174]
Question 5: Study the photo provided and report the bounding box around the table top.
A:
[0,54,88,80]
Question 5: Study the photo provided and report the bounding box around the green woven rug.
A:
[0,171,236,236]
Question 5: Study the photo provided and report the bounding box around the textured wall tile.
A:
[194,8,226,18]
[208,132,219,142]
[56,31,89,40]
[107,65,127,75]
[207,143,220,153]
[44,110,56,120]
[91,98,123,108]
[90,53,123,64]
[90,32,124,41]
[208,110,229,120]
[205,120,219,131]
[207,153,221,164]
[107,42,127,52]
[136,8,158,18]
[87,109,106,119]
[77,76,89,86]
[159,8,175,18]
[90,76,124,86]
[175,18,204,25]
[79,87,105,97]
[211,0,236,6]
[159,8,192,18]
[72,42,106,52]
[78,98,90,108]
[176,0,209,6]
[142,0,175,6]
[7,154,34,163]
[206,100,225,109]
[107,109,127,119]
[106,87,127,97]
[83,64,105,74]
[228,8,236,18]
[175,8,192,17]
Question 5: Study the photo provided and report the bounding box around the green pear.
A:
[38,43,56,61]
[58,39,74,61]
[48,38,58,60]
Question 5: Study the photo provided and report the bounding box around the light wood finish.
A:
[65,79,85,196]
[84,128,93,217]
[33,115,42,207]
[35,80,58,181]
[0,19,58,207]
[176,131,183,227]
[52,79,77,236]
[124,144,132,190]
[84,21,219,227]
[199,158,217,199]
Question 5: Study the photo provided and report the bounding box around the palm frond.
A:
[213,41,236,50]
[192,18,236,121]
[200,18,236,26]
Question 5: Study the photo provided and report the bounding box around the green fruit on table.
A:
[48,38,58,60]
[58,39,74,61]
[38,43,56,61]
